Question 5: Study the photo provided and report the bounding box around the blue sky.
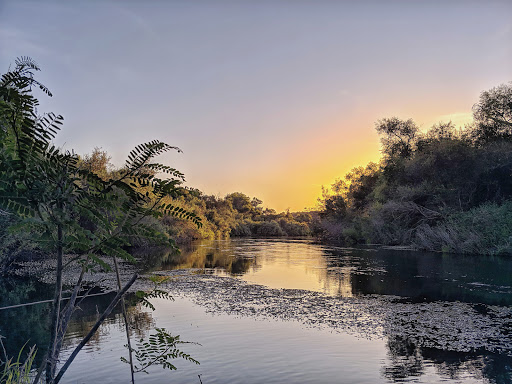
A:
[1,1,511,210]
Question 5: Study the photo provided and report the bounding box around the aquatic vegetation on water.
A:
[152,270,512,357]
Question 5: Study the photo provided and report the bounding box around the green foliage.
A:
[0,58,202,266]
[277,217,310,236]
[225,192,253,214]
[254,220,285,237]
[122,328,199,374]
[376,117,419,160]
[135,275,173,312]
[319,189,347,220]
[77,147,113,181]
[470,82,512,144]
[414,201,512,255]
[230,219,254,237]
[0,57,204,383]
[0,342,36,384]
[153,190,314,243]
[316,81,512,254]
[122,272,199,378]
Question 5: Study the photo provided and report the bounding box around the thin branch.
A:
[113,256,135,384]
[0,291,113,311]
[54,273,138,384]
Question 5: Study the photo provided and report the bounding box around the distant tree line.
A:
[0,142,314,272]
[57,149,315,243]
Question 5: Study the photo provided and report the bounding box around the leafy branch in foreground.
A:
[120,274,199,376]
[135,275,174,311]
[122,328,199,374]
[0,57,201,383]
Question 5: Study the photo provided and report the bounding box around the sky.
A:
[1,1,511,211]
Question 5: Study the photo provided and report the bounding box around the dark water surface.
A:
[1,239,512,383]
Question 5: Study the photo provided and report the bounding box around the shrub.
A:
[230,219,254,237]
[277,218,311,236]
[413,201,512,255]
[254,220,286,237]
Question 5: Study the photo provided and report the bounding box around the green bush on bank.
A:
[414,201,512,255]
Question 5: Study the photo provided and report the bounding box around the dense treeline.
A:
[317,82,512,255]
[165,190,313,241]
[69,150,313,243]
[0,142,313,269]
[70,149,314,242]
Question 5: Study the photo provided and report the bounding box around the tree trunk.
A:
[54,273,138,384]
[114,256,135,384]
[46,221,63,384]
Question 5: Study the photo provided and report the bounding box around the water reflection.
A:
[0,278,53,367]
[136,239,512,305]
[2,239,511,383]
[61,293,155,352]
[0,278,155,367]
[383,336,424,380]
[383,335,512,384]
[135,243,256,276]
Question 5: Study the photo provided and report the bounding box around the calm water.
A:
[1,238,512,383]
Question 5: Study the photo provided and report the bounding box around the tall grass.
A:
[0,341,36,384]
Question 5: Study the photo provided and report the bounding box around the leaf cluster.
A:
[121,328,199,374]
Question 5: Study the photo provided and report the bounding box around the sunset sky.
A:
[1,1,511,211]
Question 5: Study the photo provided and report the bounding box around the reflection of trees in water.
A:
[380,289,512,384]
[132,240,512,383]
[382,334,512,383]
[0,279,156,364]
[62,292,155,350]
[126,305,155,339]
[0,278,53,366]
[134,241,257,276]
[321,247,512,306]
[137,240,512,302]
[382,336,424,380]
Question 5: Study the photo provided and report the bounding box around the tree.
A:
[376,117,419,160]
[251,197,263,213]
[344,162,381,211]
[318,185,347,219]
[471,82,512,144]
[77,147,113,180]
[0,58,200,383]
[225,192,252,214]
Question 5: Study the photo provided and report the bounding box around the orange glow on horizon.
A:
[212,109,475,212]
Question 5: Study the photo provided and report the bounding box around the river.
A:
[1,238,511,383]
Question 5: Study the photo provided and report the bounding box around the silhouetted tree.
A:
[471,82,512,144]
[376,117,419,160]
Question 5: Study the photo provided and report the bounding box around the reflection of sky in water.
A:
[61,297,390,384]
[163,238,512,305]
[61,297,502,384]
[2,238,512,384]
[216,240,356,296]
[142,239,361,296]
